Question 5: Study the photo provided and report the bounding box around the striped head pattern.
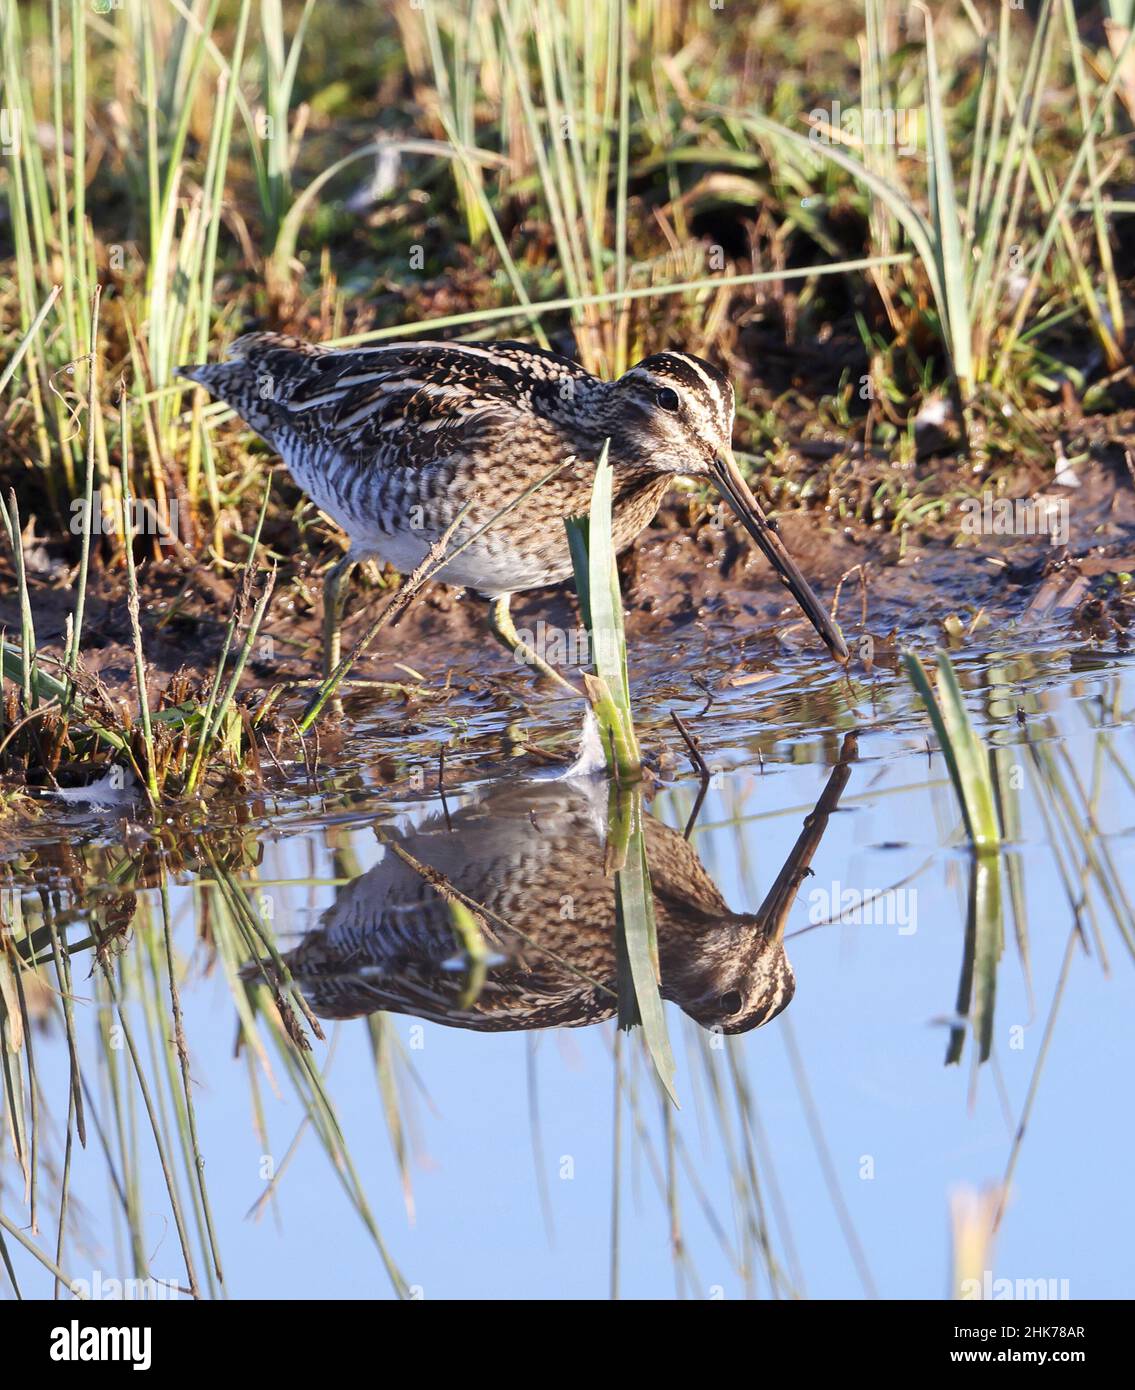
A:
[603,351,736,475]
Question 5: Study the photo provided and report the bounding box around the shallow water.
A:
[3,627,1134,1300]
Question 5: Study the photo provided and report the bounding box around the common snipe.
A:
[270,739,855,1033]
[178,336,848,688]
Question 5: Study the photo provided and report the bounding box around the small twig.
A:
[438,743,453,832]
[670,709,711,782]
[829,564,863,625]
[671,708,713,843]
[691,675,715,716]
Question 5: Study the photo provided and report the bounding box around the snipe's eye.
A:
[718,989,743,1016]
[656,386,680,412]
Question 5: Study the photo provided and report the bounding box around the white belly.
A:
[284,450,572,598]
[358,530,570,599]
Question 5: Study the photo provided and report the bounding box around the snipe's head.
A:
[662,915,796,1035]
[611,352,848,662]
[608,352,736,474]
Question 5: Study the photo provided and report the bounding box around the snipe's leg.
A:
[322,554,357,681]
[487,594,582,696]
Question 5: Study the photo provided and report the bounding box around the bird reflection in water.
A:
[280,736,855,1035]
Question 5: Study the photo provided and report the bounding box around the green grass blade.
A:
[905,651,1000,851]
[920,4,973,399]
[610,788,678,1108]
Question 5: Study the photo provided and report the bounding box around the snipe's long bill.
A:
[177,336,848,688]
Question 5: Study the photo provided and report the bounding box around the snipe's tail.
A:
[176,332,332,439]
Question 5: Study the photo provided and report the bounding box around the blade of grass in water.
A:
[969,853,1004,1072]
[567,447,676,1103]
[0,938,30,1198]
[905,652,1001,852]
[157,874,225,1286]
[611,789,678,1106]
[205,853,408,1296]
[367,1015,415,1222]
[950,1186,1004,1299]
[565,445,640,780]
[991,743,1034,1019]
[947,852,1004,1068]
[95,960,201,1298]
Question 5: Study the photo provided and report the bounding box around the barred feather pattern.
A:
[177,336,735,596]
